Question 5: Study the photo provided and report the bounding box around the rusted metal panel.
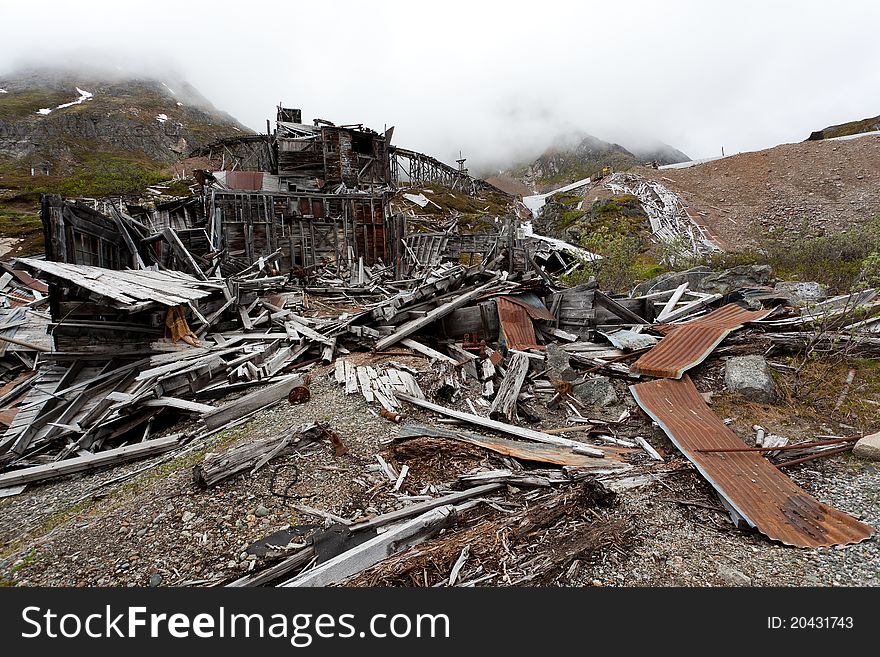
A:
[224,171,264,190]
[630,376,874,547]
[497,297,542,351]
[500,293,556,321]
[631,304,773,378]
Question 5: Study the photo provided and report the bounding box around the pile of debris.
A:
[1,104,878,586]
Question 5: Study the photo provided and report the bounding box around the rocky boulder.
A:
[723,355,777,403]
[853,431,880,461]
[632,266,711,297]
[698,265,773,295]
[774,281,827,305]
[572,375,619,407]
[545,343,577,382]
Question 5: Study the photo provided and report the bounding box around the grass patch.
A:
[398,184,512,231]
[0,89,74,120]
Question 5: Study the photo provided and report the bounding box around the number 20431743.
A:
[768,617,854,629]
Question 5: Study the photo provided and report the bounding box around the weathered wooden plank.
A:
[395,392,604,452]
[279,505,454,587]
[489,352,529,423]
[399,338,459,364]
[142,397,216,414]
[374,278,499,351]
[0,435,181,487]
[203,375,305,431]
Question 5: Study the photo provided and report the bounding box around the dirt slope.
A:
[638,134,880,251]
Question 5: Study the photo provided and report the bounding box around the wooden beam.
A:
[488,352,529,422]
[395,392,603,452]
[349,483,503,532]
[203,375,304,431]
[0,435,181,488]
[279,505,454,587]
[374,277,499,351]
[399,338,459,364]
[162,227,207,281]
[594,291,649,325]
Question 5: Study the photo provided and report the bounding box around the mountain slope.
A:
[496,133,689,194]
[808,114,880,141]
[0,67,251,170]
[0,67,252,257]
[638,133,880,251]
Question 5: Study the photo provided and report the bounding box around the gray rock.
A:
[148,573,162,587]
[774,281,827,305]
[717,564,752,586]
[254,505,270,518]
[632,266,711,297]
[698,265,773,295]
[544,343,577,381]
[572,375,619,407]
[853,432,880,461]
[181,511,195,524]
[724,355,777,403]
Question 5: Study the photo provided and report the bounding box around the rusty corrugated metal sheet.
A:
[630,376,874,547]
[501,293,556,321]
[497,296,543,351]
[631,304,773,378]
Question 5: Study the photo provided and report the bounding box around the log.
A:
[489,352,529,422]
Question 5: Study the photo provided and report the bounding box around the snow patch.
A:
[162,82,176,95]
[35,87,94,115]
[0,88,7,94]
[176,102,183,106]
[156,113,168,123]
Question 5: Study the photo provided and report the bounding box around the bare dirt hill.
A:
[638,134,880,251]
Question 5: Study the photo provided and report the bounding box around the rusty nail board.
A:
[630,375,874,548]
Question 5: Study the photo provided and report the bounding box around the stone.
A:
[853,431,880,461]
[254,505,270,517]
[632,266,711,297]
[716,564,752,586]
[572,375,619,407]
[181,511,195,524]
[774,281,827,305]
[698,264,773,295]
[724,355,777,403]
[148,573,162,587]
[545,343,577,381]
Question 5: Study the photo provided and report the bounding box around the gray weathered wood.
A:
[0,435,181,487]
[279,506,454,587]
[203,375,304,431]
[489,352,529,422]
[374,278,499,351]
[395,392,602,452]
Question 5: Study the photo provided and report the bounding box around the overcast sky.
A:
[3,0,880,171]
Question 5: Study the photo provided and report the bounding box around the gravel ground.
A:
[1,355,878,587]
